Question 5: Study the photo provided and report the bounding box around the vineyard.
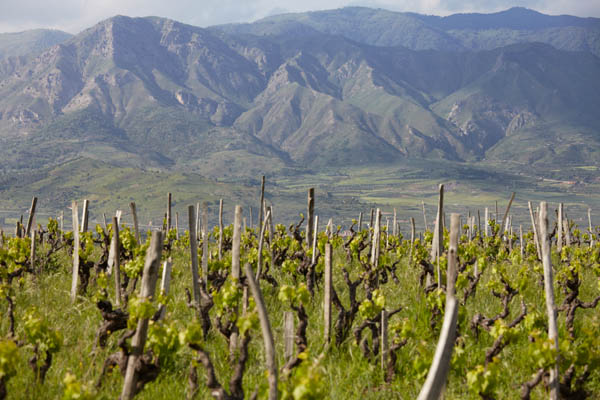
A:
[0,185,599,400]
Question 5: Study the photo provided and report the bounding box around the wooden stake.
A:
[259,176,265,233]
[167,193,172,231]
[392,209,397,236]
[409,217,416,265]
[588,208,595,247]
[130,202,140,245]
[188,205,200,307]
[519,225,524,259]
[157,258,172,320]
[284,311,295,362]
[422,200,428,231]
[381,309,388,370]
[244,263,278,400]
[484,207,489,237]
[358,211,363,231]
[430,184,444,287]
[371,209,381,269]
[70,201,80,303]
[417,213,459,400]
[201,203,208,287]
[307,188,315,247]
[121,231,163,400]
[539,202,559,400]
[324,243,332,342]
[30,229,36,273]
[218,199,224,260]
[557,203,563,253]
[528,202,542,260]
[496,192,515,238]
[311,215,319,265]
[256,209,272,281]
[232,205,242,280]
[112,217,122,306]
[80,199,89,233]
[25,197,38,237]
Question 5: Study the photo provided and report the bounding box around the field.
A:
[0,193,599,399]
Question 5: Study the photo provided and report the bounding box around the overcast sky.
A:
[1,0,599,34]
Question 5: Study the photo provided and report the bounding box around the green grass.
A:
[1,224,599,399]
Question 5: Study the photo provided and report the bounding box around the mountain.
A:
[214,7,600,57]
[0,8,598,196]
[0,29,72,59]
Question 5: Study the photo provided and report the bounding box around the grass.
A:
[2,156,600,237]
[1,221,599,399]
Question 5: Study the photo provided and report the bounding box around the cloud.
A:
[0,0,598,33]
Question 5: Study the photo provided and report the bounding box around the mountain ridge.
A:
[0,8,598,182]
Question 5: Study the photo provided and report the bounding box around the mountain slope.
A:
[214,7,600,57]
[0,29,72,59]
[0,10,598,180]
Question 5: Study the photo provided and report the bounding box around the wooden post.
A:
[496,192,515,238]
[267,205,274,266]
[259,176,265,233]
[409,217,416,265]
[528,202,542,260]
[311,216,319,265]
[157,258,172,320]
[324,243,332,343]
[283,311,295,362]
[175,212,180,240]
[30,229,36,273]
[477,209,481,237]
[392,209,397,236]
[188,205,200,307]
[430,185,444,287]
[385,218,389,248]
[218,199,224,260]
[80,199,89,233]
[538,202,559,400]
[25,197,38,237]
[371,209,381,269]
[102,213,107,231]
[121,231,163,400]
[195,202,200,240]
[381,309,388,370]
[422,200,428,231]
[256,209,272,280]
[557,203,563,253]
[358,211,363,231]
[369,208,374,241]
[70,201,80,303]
[306,188,315,247]
[519,225,524,259]
[112,217,122,306]
[588,208,595,247]
[484,207,489,237]
[167,193,172,231]
[564,218,571,247]
[416,213,460,400]
[244,263,278,400]
[201,203,208,286]
[130,202,140,245]
[232,205,242,280]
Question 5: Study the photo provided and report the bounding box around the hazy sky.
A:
[1,0,599,34]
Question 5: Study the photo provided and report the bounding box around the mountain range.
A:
[0,6,599,220]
